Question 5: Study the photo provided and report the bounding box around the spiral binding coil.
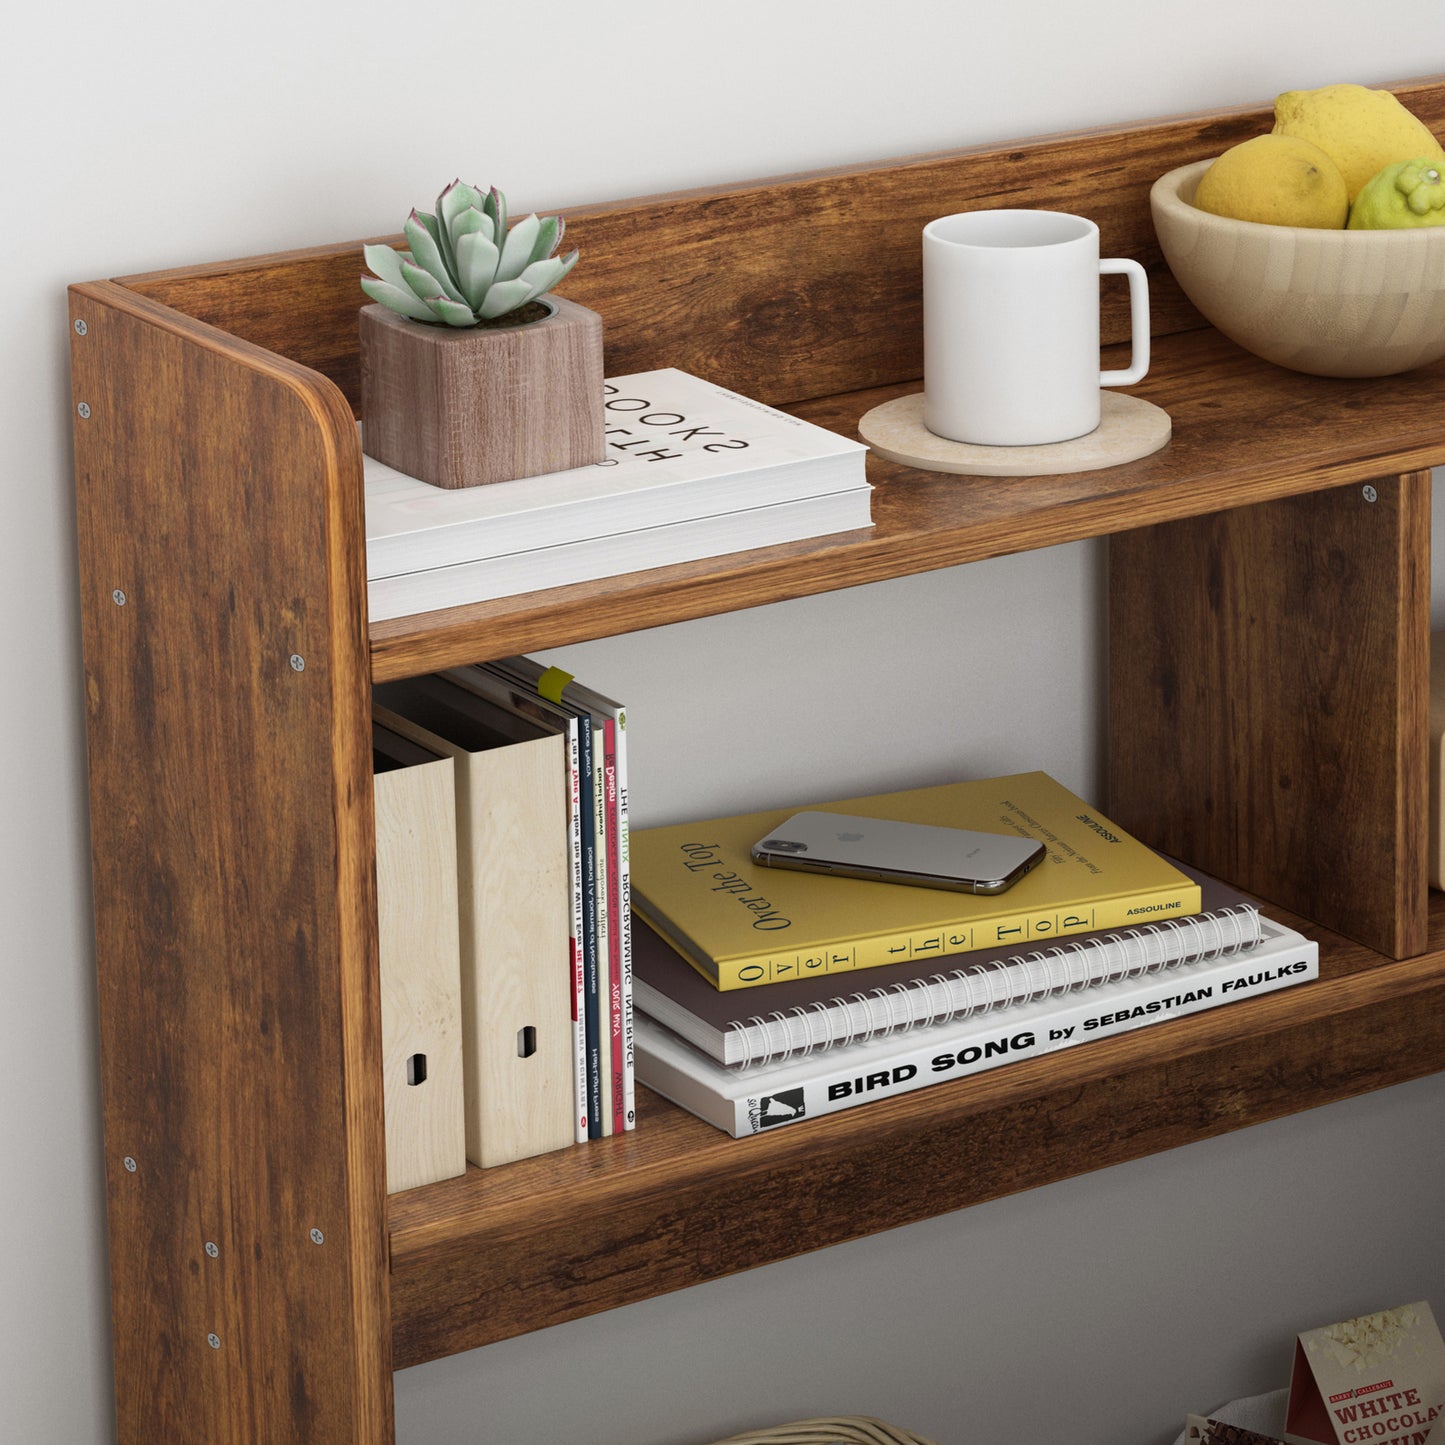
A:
[723,903,1261,1067]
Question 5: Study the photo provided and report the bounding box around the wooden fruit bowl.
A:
[1151,158,1445,377]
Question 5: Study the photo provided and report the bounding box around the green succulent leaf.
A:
[454,230,501,311]
[360,275,437,322]
[439,179,485,232]
[483,187,508,249]
[411,208,443,252]
[362,243,411,291]
[400,256,450,304]
[512,248,579,307]
[530,215,563,265]
[437,181,484,272]
[403,214,466,305]
[551,247,580,289]
[477,277,536,319]
[496,213,543,282]
[424,293,480,327]
[450,205,494,247]
[512,255,569,305]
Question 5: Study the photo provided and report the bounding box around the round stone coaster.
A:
[858,390,1171,476]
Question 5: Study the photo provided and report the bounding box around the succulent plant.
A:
[361,181,579,327]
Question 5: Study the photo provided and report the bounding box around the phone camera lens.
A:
[762,838,807,853]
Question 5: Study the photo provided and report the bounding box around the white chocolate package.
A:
[1287,1302,1445,1445]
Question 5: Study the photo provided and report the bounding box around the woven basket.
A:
[704,1418,942,1445]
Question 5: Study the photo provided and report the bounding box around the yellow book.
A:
[631,772,1201,991]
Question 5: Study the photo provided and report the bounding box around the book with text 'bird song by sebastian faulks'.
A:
[636,916,1318,1137]
[364,369,871,621]
[634,858,1262,1067]
[630,772,1203,992]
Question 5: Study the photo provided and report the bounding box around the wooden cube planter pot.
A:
[360,296,605,489]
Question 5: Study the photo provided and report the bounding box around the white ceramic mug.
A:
[922,209,1150,447]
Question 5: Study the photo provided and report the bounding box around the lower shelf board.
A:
[385,896,1445,1371]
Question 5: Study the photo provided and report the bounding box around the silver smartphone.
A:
[750,811,1045,895]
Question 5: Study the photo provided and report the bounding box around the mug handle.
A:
[1099,257,1149,387]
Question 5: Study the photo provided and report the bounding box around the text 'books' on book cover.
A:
[363,369,872,620]
[629,771,1202,991]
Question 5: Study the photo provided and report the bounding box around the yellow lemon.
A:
[1193,134,1349,228]
[1273,83,1445,200]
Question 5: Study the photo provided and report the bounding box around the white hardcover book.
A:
[636,918,1318,1137]
[367,486,872,622]
[365,368,869,580]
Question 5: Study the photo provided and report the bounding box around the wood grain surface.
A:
[1110,471,1431,960]
[70,281,391,1443]
[358,298,604,488]
[116,78,1445,414]
[368,326,1445,681]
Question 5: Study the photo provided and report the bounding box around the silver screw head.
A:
[1363,484,1378,503]
[289,654,306,673]
[309,1228,325,1245]
[73,318,88,336]
[207,1333,221,1350]
[112,589,127,606]
[76,402,91,419]
[205,1241,219,1259]
[122,1156,137,1173]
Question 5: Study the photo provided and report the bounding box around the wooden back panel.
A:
[120,78,1445,414]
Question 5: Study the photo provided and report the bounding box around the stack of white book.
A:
[364,369,873,621]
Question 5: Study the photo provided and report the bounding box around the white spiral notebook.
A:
[637,915,1318,1137]
[634,863,1263,1066]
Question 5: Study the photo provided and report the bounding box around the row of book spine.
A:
[371,656,632,1194]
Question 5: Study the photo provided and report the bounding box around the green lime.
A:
[1348,158,1445,229]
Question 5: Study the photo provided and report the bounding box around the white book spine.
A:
[638,921,1318,1138]
[366,488,872,622]
[724,903,1262,1066]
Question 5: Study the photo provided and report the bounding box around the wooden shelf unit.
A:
[70,78,1445,1443]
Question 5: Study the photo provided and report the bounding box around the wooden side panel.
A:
[69,283,392,1443]
[1108,472,1430,959]
[119,78,1445,414]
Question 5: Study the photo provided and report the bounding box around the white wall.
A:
[3,4,1443,1442]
